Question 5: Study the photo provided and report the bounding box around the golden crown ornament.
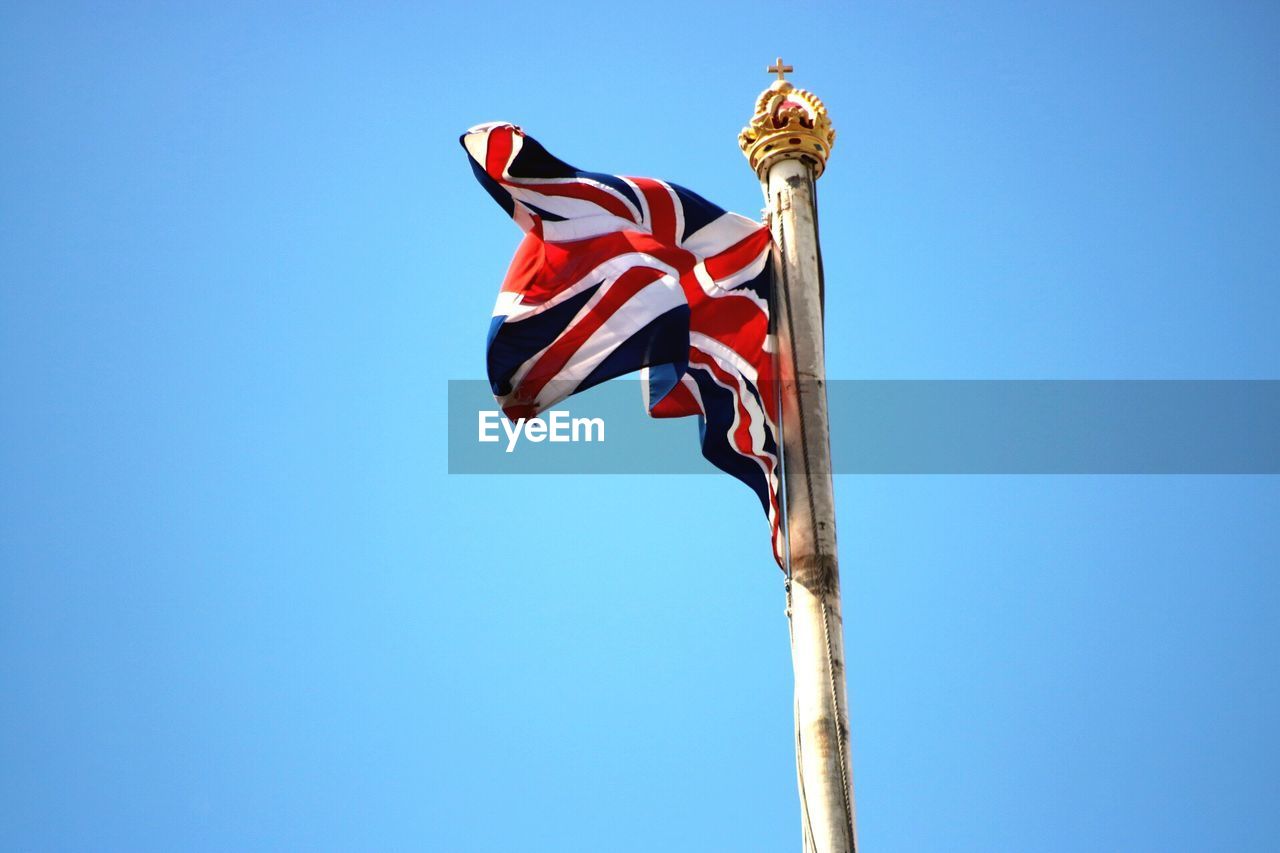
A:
[738,59,836,178]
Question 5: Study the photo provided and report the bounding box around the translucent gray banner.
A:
[447,380,1280,474]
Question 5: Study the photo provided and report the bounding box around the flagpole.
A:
[740,60,856,853]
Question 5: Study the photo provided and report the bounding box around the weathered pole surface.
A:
[739,61,856,853]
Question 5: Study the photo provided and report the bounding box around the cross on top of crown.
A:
[767,57,794,81]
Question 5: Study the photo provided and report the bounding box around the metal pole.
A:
[740,62,856,853]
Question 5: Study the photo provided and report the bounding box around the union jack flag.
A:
[461,122,782,565]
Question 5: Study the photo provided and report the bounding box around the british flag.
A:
[462,122,782,565]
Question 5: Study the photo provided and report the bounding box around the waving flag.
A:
[461,122,782,564]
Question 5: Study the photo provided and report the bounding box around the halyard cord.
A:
[806,166,855,850]
[777,177,855,852]
[822,600,854,850]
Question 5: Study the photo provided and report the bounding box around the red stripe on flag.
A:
[485,127,514,180]
[648,378,701,418]
[500,233,546,297]
[703,229,772,284]
[689,292,769,352]
[539,231,694,291]
[507,179,638,224]
[516,265,669,405]
[695,352,765,465]
[631,178,678,246]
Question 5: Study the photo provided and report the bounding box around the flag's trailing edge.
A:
[461,122,782,565]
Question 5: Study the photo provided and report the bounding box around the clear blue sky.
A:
[2,2,1278,850]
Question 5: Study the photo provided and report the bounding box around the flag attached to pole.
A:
[461,122,782,564]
